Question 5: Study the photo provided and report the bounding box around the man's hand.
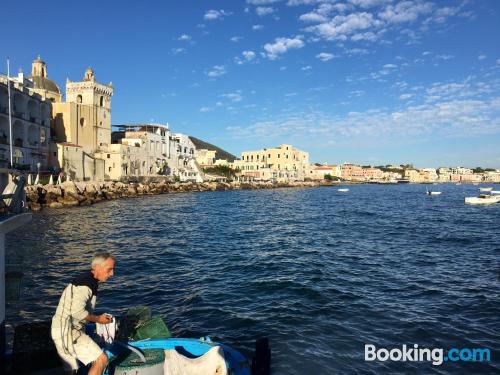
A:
[86,313,113,324]
[97,313,113,324]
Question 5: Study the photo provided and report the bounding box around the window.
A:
[109,167,112,172]
[77,95,82,103]
[107,154,110,159]
[53,152,57,157]
[80,118,85,127]
[100,96,104,107]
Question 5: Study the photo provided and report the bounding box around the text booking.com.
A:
[365,344,491,366]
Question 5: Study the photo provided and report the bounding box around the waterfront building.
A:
[0,71,51,172]
[233,144,309,182]
[404,169,422,183]
[420,168,438,182]
[196,149,217,166]
[308,165,341,180]
[340,163,364,181]
[110,125,202,181]
[362,167,384,181]
[484,170,500,183]
[451,167,473,175]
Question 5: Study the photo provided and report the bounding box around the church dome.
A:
[29,75,61,94]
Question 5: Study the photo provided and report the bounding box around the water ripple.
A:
[5,184,500,374]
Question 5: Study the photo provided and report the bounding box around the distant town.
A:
[1,56,499,186]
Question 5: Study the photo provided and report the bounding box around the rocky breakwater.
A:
[24,180,332,211]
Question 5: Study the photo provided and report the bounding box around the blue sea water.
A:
[5,184,500,374]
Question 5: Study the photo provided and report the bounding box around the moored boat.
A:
[426,190,441,195]
[464,195,500,205]
[338,188,349,192]
[479,187,493,192]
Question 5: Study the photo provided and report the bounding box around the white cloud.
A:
[263,36,305,60]
[436,54,454,60]
[316,52,335,61]
[178,34,191,41]
[349,0,391,8]
[399,93,415,100]
[172,48,186,55]
[256,6,275,16]
[204,9,231,21]
[301,65,312,71]
[252,24,264,31]
[207,65,227,78]
[300,12,328,23]
[378,1,433,24]
[221,92,243,102]
[478,54,487,61]
[235,51,256,65]
[383,63,397,69]
[247,0,281,4]
[200,107,213,112]
[497,59,500,65]
[243,51,256,61]
[230,36,243,42]
[305,12,383,41]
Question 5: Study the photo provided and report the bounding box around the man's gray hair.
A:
[91,252,115,268]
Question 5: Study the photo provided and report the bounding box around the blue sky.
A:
[3,0,500,167]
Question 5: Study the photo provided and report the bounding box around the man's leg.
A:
[88,352,108,375]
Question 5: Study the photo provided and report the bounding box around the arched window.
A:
[77,95,82,103]
[100,96,104,107]
[80,118,85,127]
[13,149,23,164]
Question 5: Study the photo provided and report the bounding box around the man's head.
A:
[91,253,115,282]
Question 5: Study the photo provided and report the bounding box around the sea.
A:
[5,184,500,374]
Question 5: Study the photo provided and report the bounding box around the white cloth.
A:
[96,317,117,344]
[164,346,227,375]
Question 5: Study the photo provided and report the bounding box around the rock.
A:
[49,202,64,209]
[29,202,43,211]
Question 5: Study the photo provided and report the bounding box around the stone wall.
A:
[25,180,333,211]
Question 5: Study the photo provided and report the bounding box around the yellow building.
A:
[234,144,309,182]
[51,66,113,180]
[196,149,217,166]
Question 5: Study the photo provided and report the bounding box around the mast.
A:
[6,59,13,168]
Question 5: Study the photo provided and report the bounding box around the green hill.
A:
[189,136,238,162]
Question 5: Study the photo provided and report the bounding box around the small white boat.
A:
[456,182,462,185]
[338,188,349,192]
[491,190,500,195]
[479,187,493,192]
[427,191,442,195]
[465,195,500,205]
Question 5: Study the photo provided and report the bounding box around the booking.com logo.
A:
[365,344,491,366]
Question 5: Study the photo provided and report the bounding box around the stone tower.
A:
[63,67,114,152]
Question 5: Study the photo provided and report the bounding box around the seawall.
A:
[24,180,333,211]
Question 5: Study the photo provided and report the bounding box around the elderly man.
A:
[51,253,115,375]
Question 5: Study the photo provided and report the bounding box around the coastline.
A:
[24,180,335,211]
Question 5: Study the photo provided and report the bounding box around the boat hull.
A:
[104,338,251,375]
[465,196,500,205]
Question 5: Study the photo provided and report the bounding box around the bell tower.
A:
[31,55,47,78]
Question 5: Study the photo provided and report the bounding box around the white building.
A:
[0,73,51,172]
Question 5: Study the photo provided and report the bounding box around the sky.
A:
[3,0,500,168]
